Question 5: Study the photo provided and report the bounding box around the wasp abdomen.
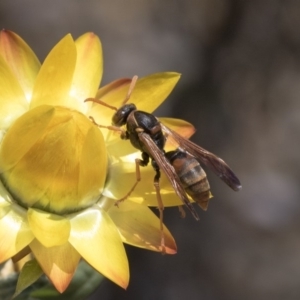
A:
[166,150,212,211]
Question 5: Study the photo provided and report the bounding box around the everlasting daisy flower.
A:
[0,30,197,294]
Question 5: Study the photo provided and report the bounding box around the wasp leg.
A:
[178,205,186,218]
[89,116,126,135]
[115,159,142,206]
[152,160,166,254]
[115,153,149,207]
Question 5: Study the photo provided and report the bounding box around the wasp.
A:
[85,76,241,250]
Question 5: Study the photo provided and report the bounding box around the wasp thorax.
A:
[0,105,107,215]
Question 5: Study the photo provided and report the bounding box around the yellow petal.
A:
[0,30,41,101]
[109,200,176,254]
[71,33,103,113]
[93,73,180,114]
[96,78,131,100]
[0,196,34,262]
[160,117,195,138]
[30,34,77,109]
[0,105,55,172]
[106,138,137,160]
[0,54,28,129]
[78,125,107,202]
[103,159,183,207]
[30,239,80,293]
[69,207,129,289]
[130,72,181,112]
[27,208,71,247]
[159,117,196,151]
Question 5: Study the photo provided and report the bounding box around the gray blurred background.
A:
[1,0,300,299]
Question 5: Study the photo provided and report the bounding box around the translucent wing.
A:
[161,124,242,191]
[138,132,199,220]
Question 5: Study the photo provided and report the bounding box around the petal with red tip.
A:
[30,239,81,293]
[69,207,129,289]
[109,200,177,254]
[0,30,41,101]
[30,34,76,109]
[27,208,71,248]
[71,33,103,113]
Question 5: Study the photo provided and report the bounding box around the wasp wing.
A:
[138,132,199,220]
[161,124,242,191]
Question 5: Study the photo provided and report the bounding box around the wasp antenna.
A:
[85,98,118,111]
[122,75,138,105]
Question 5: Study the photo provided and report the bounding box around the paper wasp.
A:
[85,75,241,250]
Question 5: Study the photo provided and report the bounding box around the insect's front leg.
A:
[89,116,126,135]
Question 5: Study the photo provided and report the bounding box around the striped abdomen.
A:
[165,150,212,211]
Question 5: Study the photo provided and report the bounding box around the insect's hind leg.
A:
[115,152,149,206]
[152,160,166,254]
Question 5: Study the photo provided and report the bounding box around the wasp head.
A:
[112,103,136,127]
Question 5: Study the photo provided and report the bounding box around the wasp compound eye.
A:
[112,104,136,126]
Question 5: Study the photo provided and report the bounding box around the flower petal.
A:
[0,105,55,172]
[71,33,103,113]
[93,73,180,113]
[159,117,196,151]
[109,200,177,254]
[30,34,77,109]
[106,138,137,159]
[0,191,34,262]
[30,239,81,293]
[78,125,107,202]
[96,78,131,100]
[159,117,195,138]
[0,30,41,101]
[27,208,71,247]
[0,54,28,129]
[69,206,129,289]
[130,72,181,113]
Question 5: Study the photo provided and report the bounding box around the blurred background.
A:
[1,0,300,299]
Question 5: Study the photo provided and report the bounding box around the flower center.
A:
[0,105,107,215]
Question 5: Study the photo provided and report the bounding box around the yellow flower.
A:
[0,30,189,293]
